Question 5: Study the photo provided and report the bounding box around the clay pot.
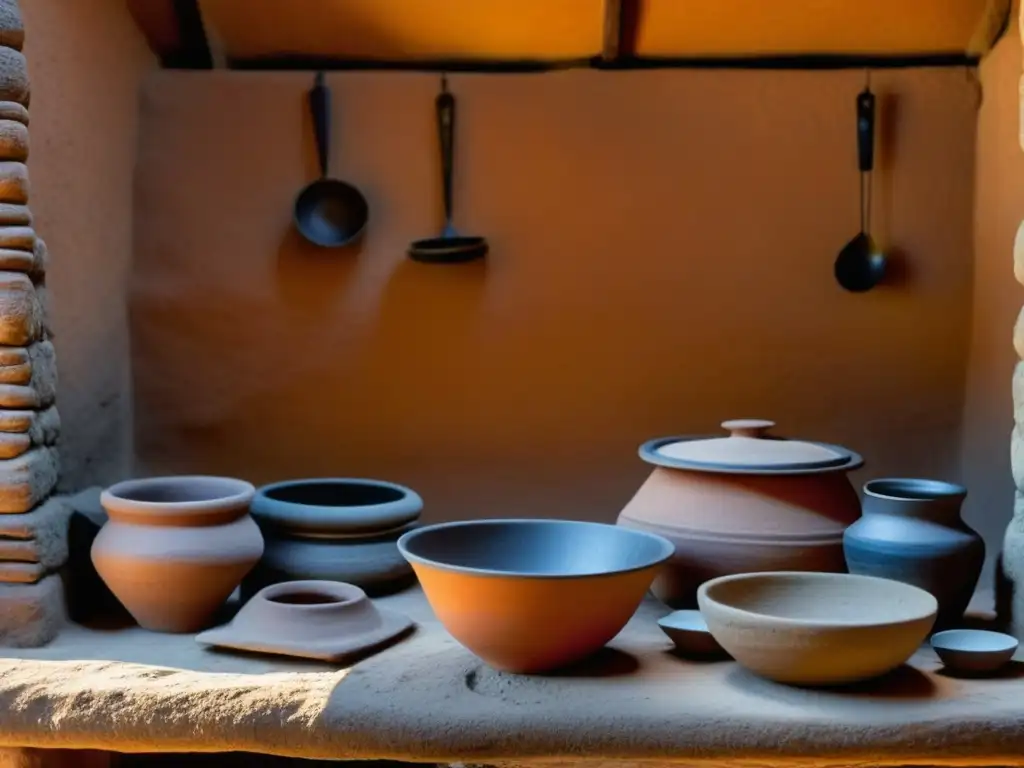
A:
[244,478,422,598]
[844,478,984,630]
[92,476,262,633]
[617,419,863,608]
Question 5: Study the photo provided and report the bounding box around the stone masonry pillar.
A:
[0,0,67,648]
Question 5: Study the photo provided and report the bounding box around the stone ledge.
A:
[0,589,1019,765]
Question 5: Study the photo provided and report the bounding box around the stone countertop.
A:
[0,586,1020,766]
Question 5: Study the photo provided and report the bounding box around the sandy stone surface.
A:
[0,0,22,53]
[0,406,57,439]
[0,575,62,648]
[0,271,38,346]
[0,204,28,226]
[0,447,58,514]
[0,496,69,569]
[0,228,30,254]
[0,588,1014,764]
[0,121,25,163]
[0,105,23,127]
[0,163,27,205]
[0,562,40,583]
[0,48,27,107]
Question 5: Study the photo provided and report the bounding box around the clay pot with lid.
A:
[616,419,863,608]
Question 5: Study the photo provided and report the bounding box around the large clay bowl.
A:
[698,571,937,686]
[398,519,674,674]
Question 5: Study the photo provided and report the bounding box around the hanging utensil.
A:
[834,76,886,293]
[293,72,369,248]
[408,75,488,264]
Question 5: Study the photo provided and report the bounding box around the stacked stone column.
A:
[0,0,67,648]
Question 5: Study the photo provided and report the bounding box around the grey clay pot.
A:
[843,478,984,631]
[243,478,423,599]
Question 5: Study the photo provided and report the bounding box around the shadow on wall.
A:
[129,67,976,527]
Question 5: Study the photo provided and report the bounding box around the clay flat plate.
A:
[195,607,414,662]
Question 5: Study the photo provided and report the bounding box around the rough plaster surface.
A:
[21,0,155,489]
[0,588,1014,765]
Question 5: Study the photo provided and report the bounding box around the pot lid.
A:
[644,419,860,474]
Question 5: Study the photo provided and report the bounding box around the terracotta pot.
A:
[617,419,863,608]
[244,478,422,598]
[92,476,262,633]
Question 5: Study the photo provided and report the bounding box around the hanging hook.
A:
[864,67,872,91]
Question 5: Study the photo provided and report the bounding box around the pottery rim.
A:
[101,475,256,517]
[252,477,423,534]
[257,579,367,609]
[398,518,675,579]
[863,478,968,501]
[697,571,938,629]
[638,435,863,476]
[658,609,710,633]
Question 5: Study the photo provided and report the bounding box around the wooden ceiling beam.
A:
[603,0,641,62]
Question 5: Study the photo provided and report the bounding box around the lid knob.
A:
[722,419,775,439]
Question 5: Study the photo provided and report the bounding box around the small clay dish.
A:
[658,609,728,658]
[195,580,413,662]
[931,629,1018,675]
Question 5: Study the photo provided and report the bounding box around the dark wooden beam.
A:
[603,0,642,63]
[169,0,212,69]
[602,0,623,61]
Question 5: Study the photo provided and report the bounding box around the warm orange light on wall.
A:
[200,0,606,61]
[635,0,1006,57]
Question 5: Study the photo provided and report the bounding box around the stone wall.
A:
[0,0,65,648]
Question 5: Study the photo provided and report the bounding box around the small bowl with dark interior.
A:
[397,519,675,674]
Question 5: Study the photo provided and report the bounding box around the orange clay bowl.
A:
[398,519,675,673]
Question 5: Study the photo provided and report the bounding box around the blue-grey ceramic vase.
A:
[844,478,983,630]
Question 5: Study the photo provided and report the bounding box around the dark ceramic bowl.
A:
[251,478,422,536]
[398,519,674,673]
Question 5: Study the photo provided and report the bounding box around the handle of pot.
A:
[310,72,330,179]
[856,88,875,173]
[722,419,775,438]
[437,77,455,224]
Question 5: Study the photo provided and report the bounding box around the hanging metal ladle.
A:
[834,77,886,292]
[408,74,489,264]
